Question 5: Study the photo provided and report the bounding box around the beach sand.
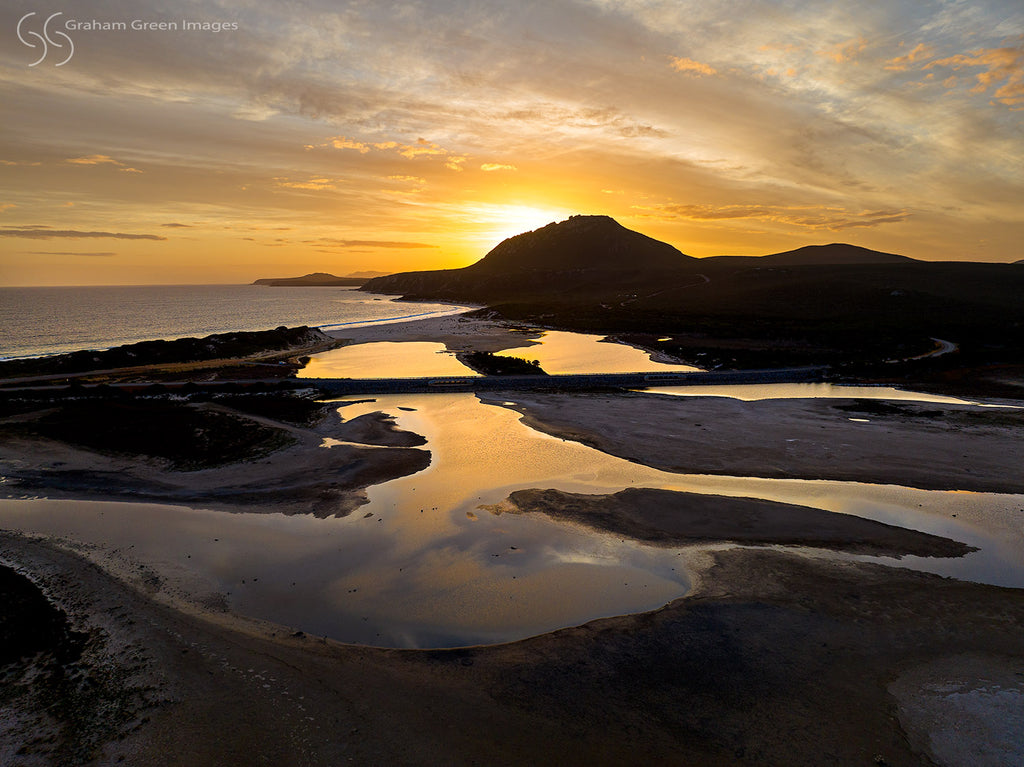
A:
[322,313,542,353]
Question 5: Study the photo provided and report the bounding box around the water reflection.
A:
[2,390,1022,648]
[642,382,1011,405]
[497,330,701,374]
[298,341,478,379]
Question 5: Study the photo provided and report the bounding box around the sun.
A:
[460,204,571,249]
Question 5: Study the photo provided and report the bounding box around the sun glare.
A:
[468,204,572,248]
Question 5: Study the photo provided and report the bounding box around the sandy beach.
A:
[323,313,543,354]
[2,314,1024,765]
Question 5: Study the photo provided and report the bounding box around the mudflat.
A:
[482,390,1024,493]
[487,486,976,557]
[4,533,1023,766]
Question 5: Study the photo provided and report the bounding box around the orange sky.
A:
[1,1,1022,285]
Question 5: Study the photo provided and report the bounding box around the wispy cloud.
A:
[480,163,517,172]
[885,43,935,71]
[66,155,123,166]
[23,251,117,257]
[817,37,868,64]
[668,56,716,76]
[312,239,437,249]
[927,45,1024,106]
[0,228,166,240]
[634,203,909,232]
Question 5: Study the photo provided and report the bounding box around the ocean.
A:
[0,284,467,360]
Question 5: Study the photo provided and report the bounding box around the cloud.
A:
[316,134,466,168]
[327,137,371,153]
[0,228,166,240]
[0,203,16,212]
[66,155,123,166]
[274,177,340,191]
[927,46,1024,105]
[480,163,517,172]
[0,160,41,166]
[161,222,192,228]
[885,43,935,71]
[313,238,437,248]
[634,203,909,231]
[23,251,116,257]
[817,37,868,64]
[668,56,716,76]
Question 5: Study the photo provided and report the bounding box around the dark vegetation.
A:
[460,351,547,376]
[1,397,298,470]
[0,326,330,379]
[0,565,84,667]
[212,393,331,426]
[363,216,1024,371]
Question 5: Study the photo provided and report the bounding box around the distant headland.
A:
[254,271,391,287]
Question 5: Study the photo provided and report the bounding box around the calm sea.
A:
[0,284,467,360]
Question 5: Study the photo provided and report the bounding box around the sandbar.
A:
[482,390,1024,493]
[488,486,976,557]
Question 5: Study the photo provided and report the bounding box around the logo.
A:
[17,12,74,67]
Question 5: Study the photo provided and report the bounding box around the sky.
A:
[1,0,1022,285]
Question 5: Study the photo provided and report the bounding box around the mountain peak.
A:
[470,215,692,273]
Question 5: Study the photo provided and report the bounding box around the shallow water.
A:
[496,330,701,374]
[642,382,1011,405]
[297,341,479,379]
[2,390,1022,648]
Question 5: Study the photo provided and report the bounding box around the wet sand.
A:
[4,533,1023,766]
[482,390,1024,494]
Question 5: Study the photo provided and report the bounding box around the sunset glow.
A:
[1,1,1022,285]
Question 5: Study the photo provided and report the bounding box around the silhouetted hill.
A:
[361,216,1023,371]
[254,272,367,286]
[362,215,692,299]
[703,243,915,268]
[760,243,914,266]
[470,215,692,272]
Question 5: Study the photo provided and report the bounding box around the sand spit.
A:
[482,391,1024,494]
[0,399,429,517]
[323,313,541,353]
[3,533,1023,766]
[488,487,976,558]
